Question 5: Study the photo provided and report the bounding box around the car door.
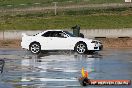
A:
[50,31,71,50]
[41,31,73,50]
[40,31,66,50]
[40,31,55,50]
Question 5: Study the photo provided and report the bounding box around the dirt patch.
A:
[97,38,132,48]
[0,39,21,48]
[0,38,132,49]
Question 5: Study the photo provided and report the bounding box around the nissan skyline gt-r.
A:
[21,30,103,54]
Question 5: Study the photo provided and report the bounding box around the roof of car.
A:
[45,30,64,31]
[36,30,65,36]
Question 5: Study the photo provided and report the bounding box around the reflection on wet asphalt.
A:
[0,49,132,88]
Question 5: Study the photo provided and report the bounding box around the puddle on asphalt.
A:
[0,49,132,88]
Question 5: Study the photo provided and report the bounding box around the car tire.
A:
[75,42,87,54]
[29,42,41,54]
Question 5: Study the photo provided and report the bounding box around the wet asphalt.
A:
[0,48,132,88]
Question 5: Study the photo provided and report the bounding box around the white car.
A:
[21,30,103,54]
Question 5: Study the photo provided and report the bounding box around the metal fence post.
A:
[53,2,57,15]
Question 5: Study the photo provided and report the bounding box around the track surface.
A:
[0,49,132,88]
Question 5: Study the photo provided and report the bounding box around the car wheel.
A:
[29,43,41,54]
[75,42,87,54]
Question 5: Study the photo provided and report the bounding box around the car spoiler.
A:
[22,33,27,37]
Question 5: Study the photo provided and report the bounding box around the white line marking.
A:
[20,4,26,6]
[32,78,77,82]
[34,3,40,5]
[67,1,73,3]
[7,5,12,7]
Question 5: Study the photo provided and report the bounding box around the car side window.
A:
[42,31,52,37]
[58,32,66,38]
[51,32,58,37]
[42,31,67,38]
[52,31,67,38]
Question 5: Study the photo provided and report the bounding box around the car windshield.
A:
[64,31,76,37]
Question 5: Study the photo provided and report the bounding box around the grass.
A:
[0,0,125,8]
[0,0,131,30]
[0,14,132,30]
[0,6,132,30]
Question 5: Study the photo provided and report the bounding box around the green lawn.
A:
[0,0,124,8]
[1,14,132,30]
[0,0,131,30]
